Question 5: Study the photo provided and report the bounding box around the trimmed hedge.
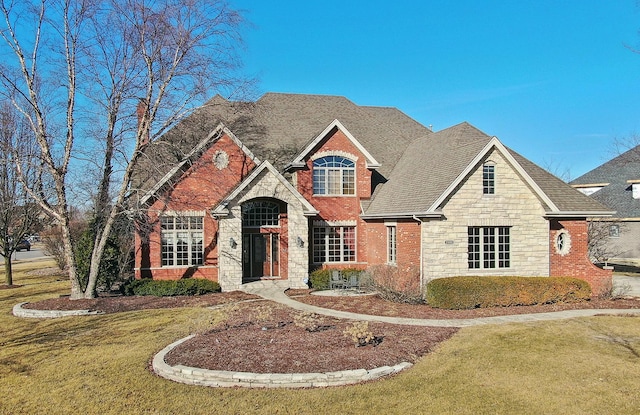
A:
[426,276,591,309]
[308,268,364,290]
[121,278,220,297]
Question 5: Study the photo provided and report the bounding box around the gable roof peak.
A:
[287,119,381,170]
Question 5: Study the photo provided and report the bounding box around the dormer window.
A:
[572,183,608,196]
[483,162,495,195]
[312,156,355,195]
[627,180,640,199]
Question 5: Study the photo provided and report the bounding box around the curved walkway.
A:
[239,280,640,328]
[13,279,640,389]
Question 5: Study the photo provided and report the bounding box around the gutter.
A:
[544,210,615,218]
[360,211,444,220]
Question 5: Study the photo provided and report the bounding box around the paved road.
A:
[12,247,48,262]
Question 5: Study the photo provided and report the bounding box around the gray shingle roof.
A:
[364,122,491,216]
[570,146,640,218]
[364,122,612,217]
[133,93,432,194]
[134,92,612,218]
[509,149,612,214]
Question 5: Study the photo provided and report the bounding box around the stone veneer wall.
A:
[422,149,550,281]
[218,168,310,291]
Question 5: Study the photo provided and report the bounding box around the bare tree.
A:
[0,102,42,285]
[0,0,249,298]
[587,220,627,265]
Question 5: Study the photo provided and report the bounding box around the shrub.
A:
[426,276,591,309]
[367,265,424,304]
[309,268,330,290]
[343,321,376,347]
[74,224,122,294]
[41,219,87,271]
[308,267,365,290]
[121,278,220,296]
[293,311,323,332]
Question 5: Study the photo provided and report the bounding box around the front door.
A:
[243,232,280,279]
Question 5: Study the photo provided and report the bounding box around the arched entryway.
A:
[241,199,288,282]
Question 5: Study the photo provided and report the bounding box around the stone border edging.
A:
[12,302,104,318]
[153,335,412,388]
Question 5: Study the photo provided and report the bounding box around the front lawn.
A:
[1,260,640,414]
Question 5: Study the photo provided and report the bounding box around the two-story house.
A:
[571,146,640,261]
[132,93,614,296]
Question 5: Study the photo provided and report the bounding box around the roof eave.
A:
[544,210,616,218]
[360,211,444,220]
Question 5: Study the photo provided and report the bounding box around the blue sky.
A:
[233,0,640,179]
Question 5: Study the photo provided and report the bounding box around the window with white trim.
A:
[242,200,281,227]
[483,163,495,194]
[387,225,397,264]
[468,226,510,269]
[312,156,355,195]
[161,216,204,266]
[609,224,620,238]
[313,226,356,263]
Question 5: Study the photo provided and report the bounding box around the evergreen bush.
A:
[426,276,591,309]
[121,278,220,296]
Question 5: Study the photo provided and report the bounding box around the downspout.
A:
[412,215,424,291]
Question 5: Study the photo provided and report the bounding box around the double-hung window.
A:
[312,156,355,195]
[161,215,204,266]
[313,226,356,263]
[387,225,397,264]
[468,226,510,269]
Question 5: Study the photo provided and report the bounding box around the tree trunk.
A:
[61,220,85,299]
[4,254,12,286]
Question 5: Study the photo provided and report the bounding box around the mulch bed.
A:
[164,303,458,373]
[20,291,260,314]
[287,289,640,319]
[0,284,23,290]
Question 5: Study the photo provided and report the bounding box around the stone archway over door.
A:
[241,199,287,281]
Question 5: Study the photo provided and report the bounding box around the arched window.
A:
[312,156,355,195]
[242,200,281,227]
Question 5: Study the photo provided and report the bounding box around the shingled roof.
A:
[363,122,612,217]
[134,92,612,218]
[133,92,432,194]
[364,122,490,216]
[570,146,640,218]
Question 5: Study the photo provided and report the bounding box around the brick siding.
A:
[549,219,613,297]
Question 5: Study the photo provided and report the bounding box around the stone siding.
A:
[219,168,310,291]
[423,149,549,281]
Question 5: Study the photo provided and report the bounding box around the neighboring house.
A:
[571,146,640,260]
[131,93,614,296]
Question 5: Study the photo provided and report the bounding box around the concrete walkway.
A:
[239,280,640,328]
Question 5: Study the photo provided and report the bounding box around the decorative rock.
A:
[12,302,104,318]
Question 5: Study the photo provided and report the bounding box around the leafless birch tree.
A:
[0,0,248,298]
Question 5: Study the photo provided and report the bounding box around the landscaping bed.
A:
[164,303,458,373]
[287,289,640,319]
[21,291,260,313]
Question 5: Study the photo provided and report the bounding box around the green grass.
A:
[1,260,640,414]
